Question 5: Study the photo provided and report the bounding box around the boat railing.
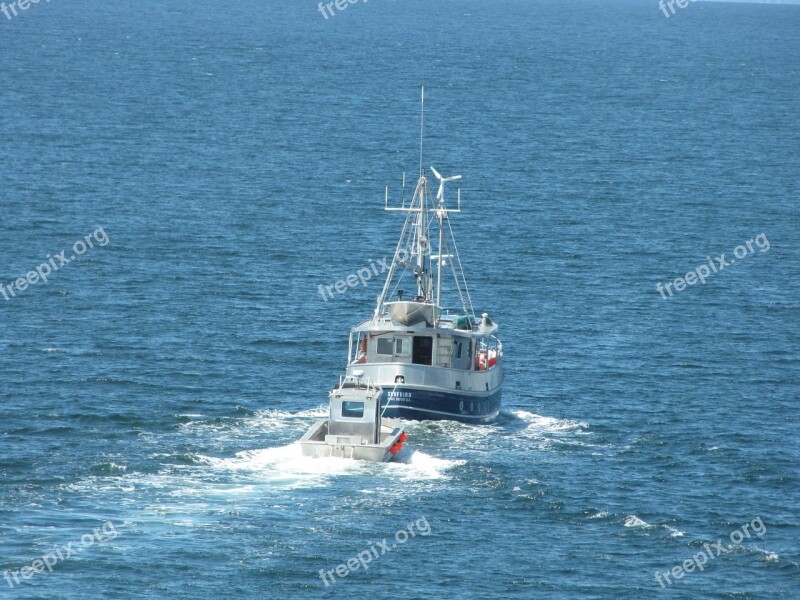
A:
[475,336,503,371]
[334,372,379,393]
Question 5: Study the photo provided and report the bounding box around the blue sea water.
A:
[1,0,799,598]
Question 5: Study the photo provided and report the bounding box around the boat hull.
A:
[379,386,501,423]
[298,418,406,462]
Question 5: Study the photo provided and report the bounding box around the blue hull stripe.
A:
[379,386,502,423]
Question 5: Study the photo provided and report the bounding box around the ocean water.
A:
[1,0,799,598]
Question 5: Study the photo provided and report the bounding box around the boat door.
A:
[412,336,433,365]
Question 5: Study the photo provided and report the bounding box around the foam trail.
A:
[386,450,465,480]
[200,443,365,489]
[181,406,328,434]
[512,410,589,433]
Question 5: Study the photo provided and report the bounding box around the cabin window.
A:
[395,338,409,355]
[454,341,462,359]
[377,338,394,355]
[341,401,365,418]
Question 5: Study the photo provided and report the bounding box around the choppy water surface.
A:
[1,0,798,598]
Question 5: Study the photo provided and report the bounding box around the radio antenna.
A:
[419,85,424,178]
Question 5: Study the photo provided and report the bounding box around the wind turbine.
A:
[430,166,461,204]
[428,166,463,308]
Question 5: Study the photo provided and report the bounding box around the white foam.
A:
[178,407,329,444]
[407,418,494,444]
[624,515,650,528]
[386,450,465,480]
[199,444,461,489]
[506,410,595,451]
[512,411,589,434]
[182,406,327,430]
[665,525,685,538]
[200,443,365,489]
[250,406,329,423]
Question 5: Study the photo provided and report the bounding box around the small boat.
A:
[299,373,408,462]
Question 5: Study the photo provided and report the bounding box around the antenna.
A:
[419,86,424,179]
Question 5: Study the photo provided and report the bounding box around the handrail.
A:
[336,374,378,393]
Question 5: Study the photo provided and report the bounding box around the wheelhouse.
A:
[348,326,502,373]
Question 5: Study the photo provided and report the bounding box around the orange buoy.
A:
[390,443,401,455]
[399,432,408,443]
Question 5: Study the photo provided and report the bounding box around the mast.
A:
[376,174,425,319]
[373,88,474,323]
[417,86,427,300]
[417,189,427,300]
[436,207,444,308]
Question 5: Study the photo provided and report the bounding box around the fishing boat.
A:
[339,89,504,423]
